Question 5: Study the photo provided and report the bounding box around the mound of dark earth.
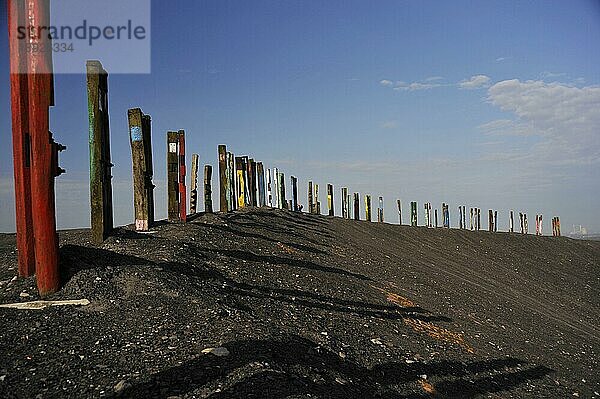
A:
[0,207,598,398]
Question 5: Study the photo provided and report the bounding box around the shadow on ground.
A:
[112,335,552,398]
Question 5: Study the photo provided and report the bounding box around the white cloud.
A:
[379,79,394,87]
[394,82,441,91]
[425,76,443,82]
[459,75,491,89]
[496,57,506,62]
[484,79,600,165]
[380,121,398,129]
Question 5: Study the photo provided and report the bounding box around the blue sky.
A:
[1,0,599,233]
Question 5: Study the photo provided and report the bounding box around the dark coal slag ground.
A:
[0,207,598,398]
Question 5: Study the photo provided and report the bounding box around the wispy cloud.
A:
[459,75,491,89]
[379,79,394,87]
[424,76,443,82]
[380,121,398,129]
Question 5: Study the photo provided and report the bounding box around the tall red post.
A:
[178,130,187,222]
[8,0,35,277]
[26,0,61,296]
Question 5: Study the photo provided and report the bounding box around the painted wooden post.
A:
[224,151,232,211]
[341,187,348,218]
[87,60,113,243]
[477,208,481,231]
[462,206,466,229]
[538,214,542,235]
[348,193,353,219]
[204,165,213,213]
[257,162,266,207]
[353,193,360,221]
[291,176,299,211]
[444,204,450,228]
[8,0,35,277]
[167,132,180,221]
[410,201,417,226]
[519,212,524,234]
[273,167,279,208]
[424,203,429,228]
[397,199,402,225]
[236,157,246,208]
[178,130,187,222]
[266,168,273,207]
[278,171,286,209]
[488,209,493,232]
[228,152,237,210]
[377,196,384,222]
[247,159,257,207]
[469,208,473,230]
[128,108,155,231]
[21,0,64,295]
[365,195,372,222]
[315,184,320,214]
[308,181,314,213]
[327,184,334,216]
[510,210,514,232]
[494,210,498,232]
[218,145,227,212]
[189,154,199,214]
[524,214,528,234]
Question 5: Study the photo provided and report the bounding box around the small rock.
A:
[201,347,230,357]
[19,292,30,298]
[114,379,129,393]
[405,359,415,364]
[370,338,382,345]
[0,375,6,382]
[419,374,427,380]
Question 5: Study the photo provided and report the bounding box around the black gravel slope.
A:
[0,207,598,398]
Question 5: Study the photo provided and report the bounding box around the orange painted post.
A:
[167,132,180,221]
[8,0,35,277]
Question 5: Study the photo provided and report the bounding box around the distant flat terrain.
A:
[0,207,598,398]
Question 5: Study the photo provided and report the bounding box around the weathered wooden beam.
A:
[510,210,514,232]
[341,187,348,218]
[218,145,227,212]
[236,157,246,208]
[167,131,179,221]
[308,181,314,213]
[204,165,213,213]
[488,209,494,232]
[189,154,199,214]
[278,171,286,209]
[228,152,237,210]
[314,184,320,214]
[224,151,232,211]
[410,201,417,226]
[462,206,466,229]
[365,195,372,222]
[247,158,257,207]
[494,210,498,232]
[353,193,360,221]
[257,162,266,207]
[87,61,113,242]
[377,196,384,222]
[178,130,187,222]
[128,108,154,231]
[26,0,63,296]
[434,209,438,228]
[524,213,528,234]
[477,208,481,231]
[397,199,402,225]
[291,176,299,211]
[8,0,35,277]
[266,168,273,207]
[327,184,334,216]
